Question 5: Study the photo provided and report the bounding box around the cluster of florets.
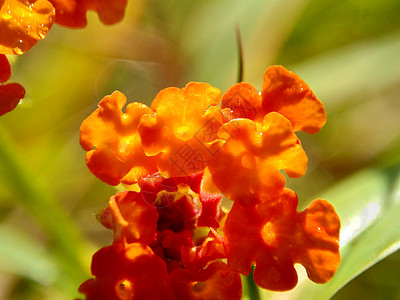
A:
[77,65,340,300]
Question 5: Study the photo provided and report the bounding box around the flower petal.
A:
[0,0,55,54]
[261,65,327,134]
[221,82,261,120]
[197,191,223,228]
[295,199,341,283]
[170,261,242,300]
[80,91,159,185]
[139,82,223,177]
[107,191,158,245]
[48,0,127,28]
[0,55,25,116]
[208,113,307,204]
[181,228,226,273]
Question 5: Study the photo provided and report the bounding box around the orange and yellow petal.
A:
[48,0,127,28]
[139,82,224,177]
[208,113,307,204]
[0,0,55,55]
[0,54,25,116]
[261,65,327,134]
[294,199,341,283]
[221,82,261,120]
[170,261,242,300]
[107,191,158,244]
[78,243,174,300]
[223,188,340,291]
[80,90,159,185]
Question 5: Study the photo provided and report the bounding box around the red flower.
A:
[181,228,226,273]
[223,188,340,291]
[0,54,25,116]
[103,191,158,245]
[78,243,175,300]
[48,0,128,28]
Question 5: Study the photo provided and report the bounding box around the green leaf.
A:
[0,127,91,296]
[0,225,58,285]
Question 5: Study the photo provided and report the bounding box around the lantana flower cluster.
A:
[78,65,340,299]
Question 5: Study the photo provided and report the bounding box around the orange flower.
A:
[221,65,326,134]
[170,261,242,300]
[207,112,307,205]
[0,54,25,116]
[181,228,226,273]
[48,0,128,28]
[0,0,55,55]
[223,188,340,291]
[78,243,175,300]
[103,191,158,245]
[139,82,224,177]
[80,91,159,185]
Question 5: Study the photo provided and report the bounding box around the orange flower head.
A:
[80,90,159,186]
[223,188,340,291]
[139,82,224,177]
[208,112,307,205]
[78,243,175,300]
[48,0,127,28]
[0,0,55,54]
[221,65,326,134]
[78,65,339,297]
[0,54,25,116]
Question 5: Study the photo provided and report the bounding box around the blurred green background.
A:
[1,0,400,299]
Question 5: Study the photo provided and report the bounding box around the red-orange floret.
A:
[223,188,340,291]
[221,65,326,134]
[181,228,226,273]
[138,82,224,177]
[208,112,307,205]
[78,243,175,300]
[138,172,203,206]
[221,82,260,120]
[197,191,223,228]
[0,0,55,54]
[80,91,159,186]
[105,191,158,245]
[170,261,242,300]
[0,54,25,116]
[262,65,327,134]
[48,0,127,28]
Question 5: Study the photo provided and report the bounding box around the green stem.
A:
[235,24,244,83]
[246,267,261,300]
[0,127,90,294]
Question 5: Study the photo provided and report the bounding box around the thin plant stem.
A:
[235,23,244,83]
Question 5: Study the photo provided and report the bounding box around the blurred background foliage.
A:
[1,0,400,299]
